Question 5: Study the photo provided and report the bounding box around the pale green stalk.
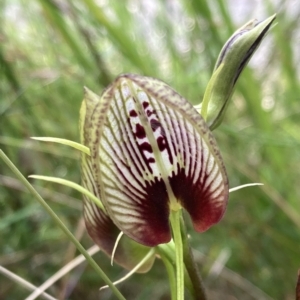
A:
[31,137,90,155]
[157,242,198,299]
[169,209,184,300]
[28,175,105,212]
[156,247,176,300]
[180,216,207,300]
[0,150,126,300]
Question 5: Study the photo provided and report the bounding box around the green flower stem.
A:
[169,209,184,300]
[156,247,176,300]
[180,216,207,300]
[0,150,126,300]
[158,241,200,299]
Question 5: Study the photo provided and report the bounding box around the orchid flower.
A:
[28,14,276,300]
[80,14,276,250]
[81,75,229,247]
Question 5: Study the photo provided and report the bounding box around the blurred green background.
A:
[0,0,299,299]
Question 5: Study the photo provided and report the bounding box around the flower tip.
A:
[269,13,277,21]
[83,86,95,99]
[82,86,101,106]
[252,14,276,36]
[30,136,49,141]
[83,86,90,94]
[259,13,276,28]
[83,86,97,99]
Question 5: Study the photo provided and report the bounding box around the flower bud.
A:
[200,14,276,130]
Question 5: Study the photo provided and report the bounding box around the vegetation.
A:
[1,0,299,299]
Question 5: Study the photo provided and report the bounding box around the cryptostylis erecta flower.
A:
[20,14,276,300]
[80,74,229,247]
[27,15,276,281]
[78,15,276,281]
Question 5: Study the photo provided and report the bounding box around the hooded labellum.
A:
[82,74,229,247]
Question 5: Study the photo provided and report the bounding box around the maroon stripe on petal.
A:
[170,167,227,232]
[168,121,228,231]
[83,196,155,272]
[107,176,171,247]
[129,177,171,246]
